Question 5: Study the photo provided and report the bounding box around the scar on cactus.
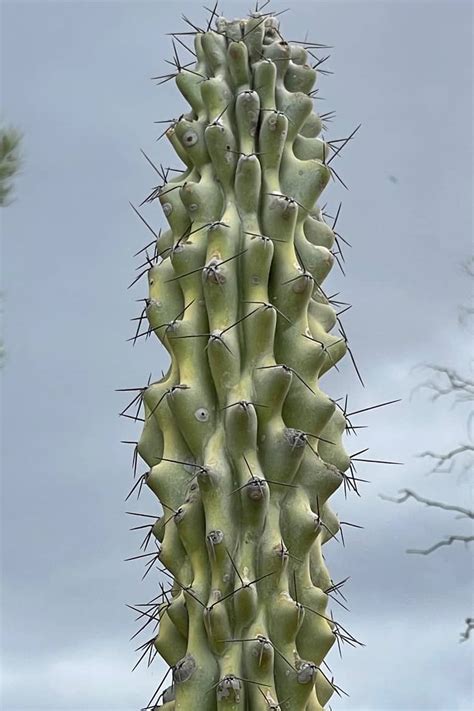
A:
[120,2,401,709]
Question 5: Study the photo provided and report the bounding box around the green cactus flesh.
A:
[127,9,361,711]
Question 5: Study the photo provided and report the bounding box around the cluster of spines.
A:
[119,4,387,710]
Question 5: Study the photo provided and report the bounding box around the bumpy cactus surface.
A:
[125,5,365,710]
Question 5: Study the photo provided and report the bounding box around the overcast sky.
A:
[1,1,473,709]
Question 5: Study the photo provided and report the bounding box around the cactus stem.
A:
[243,300,292,323]
[210,102,231,124]
[225,147,268,158]
[159,567,207,607]
[218,307,261,333]
[283,547,302,564]
[301,334,344,370]
[255,363,316,395]
[281,272,314,287]
[156,456,206,474]
[243,231,285,244]
[220,400,268,411]
[160,511,179,529]
[267,641,295,671]
[208,570,277,610]
[164,248,246,283]
[145,390,169,419]
[290,368,316,396]
[258,685,290,709]
[123,8,379,705]
[304,431,336,446]
[208,674,270,695]
[242,16,267,39]
[260,107,296,125]
[266,191,312,214]
[224,546,244,584]
[229,477,297,497]
[175,221,214,247]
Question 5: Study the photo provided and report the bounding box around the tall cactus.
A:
[124,5,366,710]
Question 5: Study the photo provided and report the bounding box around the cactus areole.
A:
[125,7,365,711]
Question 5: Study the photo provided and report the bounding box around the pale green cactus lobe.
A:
[126,8,364,710]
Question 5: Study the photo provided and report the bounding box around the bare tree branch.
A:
[417,444,474,475]
[460,618,474,642]
[0,124,22,207]
[406,535,474,556]
[380,491,474,553]
[410,360,474,476]
[410,364,474,405]
[379,489,474,520]
[459,257,474,329]
[461,256,474,279]
[385,258,474,639]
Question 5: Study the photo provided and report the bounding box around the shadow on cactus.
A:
[120,2,400,709]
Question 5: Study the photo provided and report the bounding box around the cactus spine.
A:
[126,6,362,710]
